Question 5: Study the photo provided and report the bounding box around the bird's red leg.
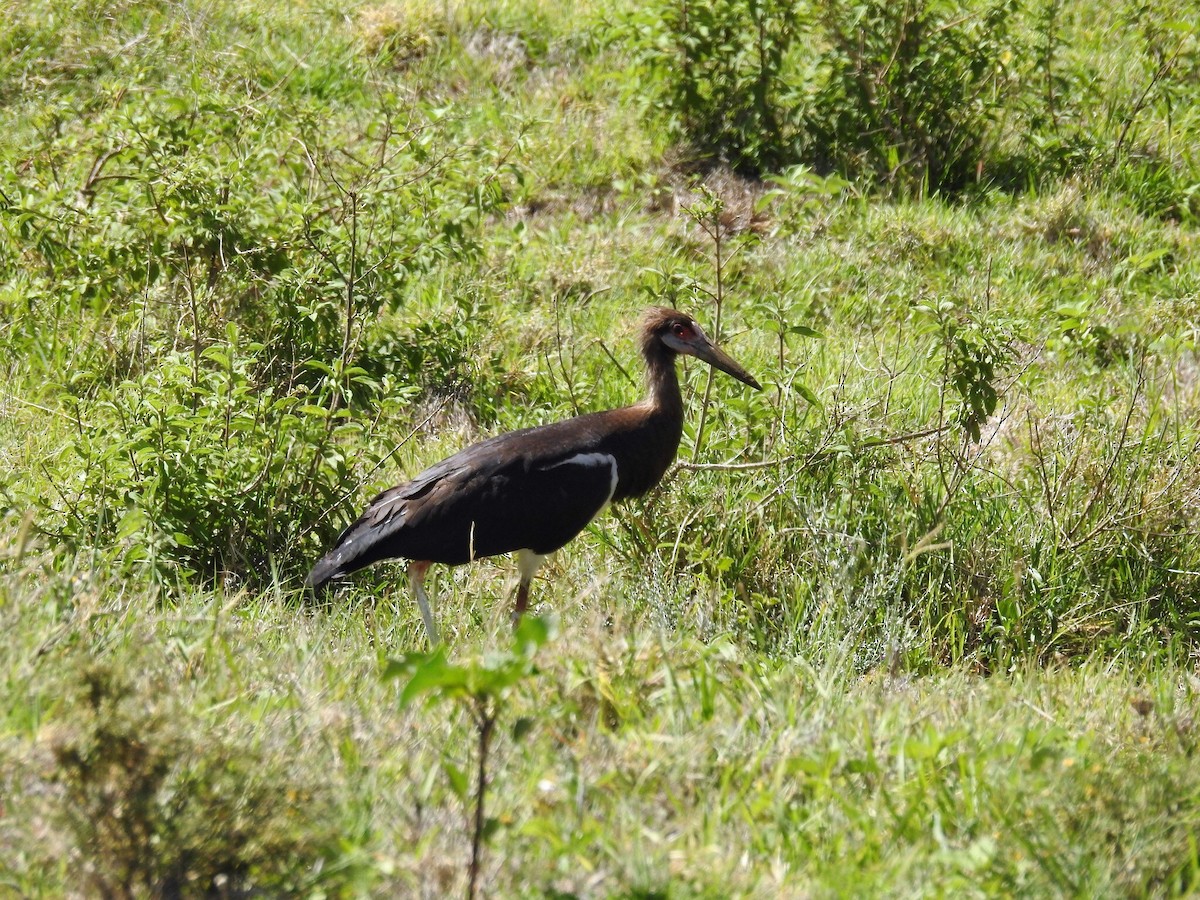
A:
[514,578,531,621]
[512,550,546,628]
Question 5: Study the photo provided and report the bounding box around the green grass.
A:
[2,0,1200,895]
[3,582,1198,895]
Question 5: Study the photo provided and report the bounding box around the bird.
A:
[305,307,761,642]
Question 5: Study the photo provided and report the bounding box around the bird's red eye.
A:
[672,323,691,339]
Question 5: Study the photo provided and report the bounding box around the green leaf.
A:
[793,380,822,408]
[844,755,880,775]
[201,347,229,367]
[481,816,502,841]
[304,359,336,377]
[787,324,824,338]
[511,717,535,743]
[468,659,530,695]
[443,760,469,800]
[513,613,553,655]
[384,648,471,707]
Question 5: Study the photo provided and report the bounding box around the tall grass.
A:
[2,0,1199,894]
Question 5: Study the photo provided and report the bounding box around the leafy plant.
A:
[384,616,552,900]
[6,83,514,590]
[922,300,1015,444]
[44,658,346,898]
[48,332,395,588]
[631,0,1025,194]
[805,0,1023,196]
[681,186,753,460]
[632,0,804,173]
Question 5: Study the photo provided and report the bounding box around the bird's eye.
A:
[672,323,691,339]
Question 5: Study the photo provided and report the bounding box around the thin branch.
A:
[1112,37,1188,163]
[1068,363,1143,543]
[468,701,496,900]
[78,145,126,206]
[553,294,580,416]
[675,456,798,473]
[595,339,636,389]
[299,396,451,538]
[691,197,724,462]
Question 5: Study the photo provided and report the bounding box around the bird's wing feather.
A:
[305,426,621,588]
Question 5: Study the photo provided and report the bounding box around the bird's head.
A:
[641,307,762,390]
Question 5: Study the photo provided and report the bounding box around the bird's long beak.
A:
[674,327,762,390]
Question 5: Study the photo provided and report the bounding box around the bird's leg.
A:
[409,560,439,645]
[513,550,547,628]
[514,579,531,619]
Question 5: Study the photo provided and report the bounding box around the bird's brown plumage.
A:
[305,307,760,635]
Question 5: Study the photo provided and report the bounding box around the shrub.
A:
[804,0,1022,196]
[632,0,805,174]
[51,335,396,589]
[4,85,513,590]
[43,658,349,898]
[632,0,1025,195]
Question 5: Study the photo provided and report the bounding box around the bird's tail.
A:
[304,539,363,593]
[303,555,342,594]
[304,529,378,593]
[305,496,405,593]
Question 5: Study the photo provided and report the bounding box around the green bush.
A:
[804,0,1023,196]
[632,0,805,174]
[631,0,1024,194]
[2,84,512,590]
[51,335,396,588]
[44,658,350,897]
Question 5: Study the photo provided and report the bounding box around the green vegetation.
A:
[2,0,1199,894]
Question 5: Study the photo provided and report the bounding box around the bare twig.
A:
[300,395,451,538]
[179,244,203,406]
[78,145,127,206]
[1067,362,1144,545]
[1112,37,1188,163]
[468,699,496,900]
[674,423,953,476]
[595,339,636,389]
[675,456,799,473]
[553,294,580,416]
[688,192,726,462]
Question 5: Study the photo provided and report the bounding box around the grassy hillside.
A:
[2,0,1199,895]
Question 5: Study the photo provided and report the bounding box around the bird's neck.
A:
[603,341,684,502]
[642,342,683,418]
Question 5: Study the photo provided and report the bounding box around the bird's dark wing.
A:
[304,429,620,589]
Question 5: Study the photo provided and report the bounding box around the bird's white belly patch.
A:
[543,452,619,503]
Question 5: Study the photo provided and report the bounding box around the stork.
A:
[305,307,761,642]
